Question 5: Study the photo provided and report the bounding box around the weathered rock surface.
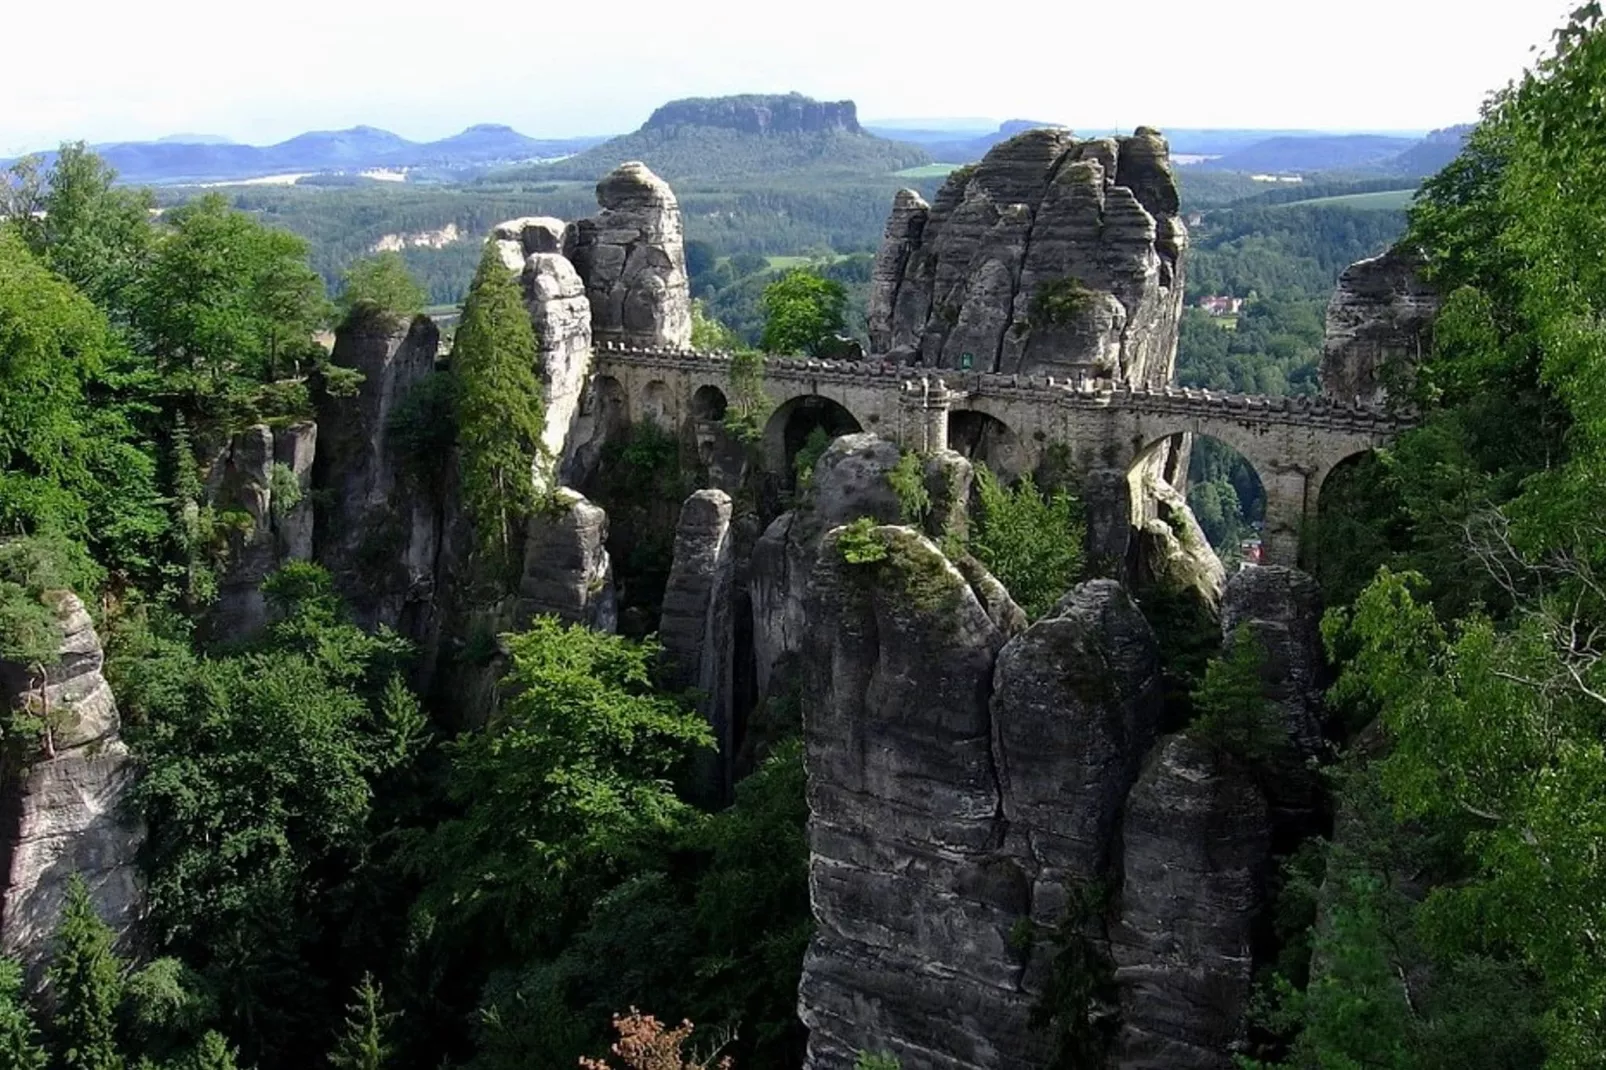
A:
[799,524,1046,1070]
[518,251,594,478]
[1084,468,1134,578]
[1111,734,1271,1069]
[1131,474,1226,607]
[516,489,617,633]
[313,312,443,636]
[1321,245,1438,406]
[867,128,1187,384]
[659,490,734,796]
[992,581,1163,938]
[0,593,142,973]
[564,162,692,349]
[206,421,319,637]
[749,433,905,698]
[1221,566,1328,827]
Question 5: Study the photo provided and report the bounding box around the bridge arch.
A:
[948,409,1029,481]
[639,379,675,428]
[1309,448,1392,597]
[764,394,863,487]
[691,384,729,422]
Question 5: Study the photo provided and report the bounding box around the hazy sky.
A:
[5,0,1579,154]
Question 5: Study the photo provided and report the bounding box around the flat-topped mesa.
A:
[643,93,861,135]
[867,126,1188,385]
[563,162,692,350]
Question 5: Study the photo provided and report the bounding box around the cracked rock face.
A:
[1321,245,1438,406]
[659,490,735,797]
[1111,733,1271,1069]
[517,489,616,633]
[867,127,1187,384]
[314,311,443,635]
[0,593,142,974]
[563,162,692,350]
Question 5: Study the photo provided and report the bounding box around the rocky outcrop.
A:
[1221,566,1328,828]
[749,434,905,698]
[992,582,1163,943]
[644,94,862,135]
[867,127,1187,384]
[799,523,1043,1070]
[0,593,142,973]
[516,489,616,632]
[1131,474,1227,607]
[205,421,318,638]
[659,490,734,797]
[523,253,595,477]
[1111,734,1270,1069]
[1321,245,1437,406]
[313,311,443,635]
[564,163,692,350]
[1083,468,1134,578]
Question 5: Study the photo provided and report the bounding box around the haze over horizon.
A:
[7,0,1578,156]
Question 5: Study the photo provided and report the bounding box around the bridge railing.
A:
[592,342,1413,433]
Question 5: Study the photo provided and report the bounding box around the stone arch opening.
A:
[763,394,863,488]
[640,379,675,428]
[691,384,729,422]
[1311,449,1391,602]
[948,409,1028,481]
[1129,432,1267,566]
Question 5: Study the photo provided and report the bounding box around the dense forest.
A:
[5,5,1606,1068]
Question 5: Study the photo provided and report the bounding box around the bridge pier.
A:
[900,377,954,456]
[1259,467,1314,566]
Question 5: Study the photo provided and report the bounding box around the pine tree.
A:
[328,974,395,1070]
[0,957,47,1069]
[180,1031,242,1070]
[47,877,125,1070]
[451,242,545,558]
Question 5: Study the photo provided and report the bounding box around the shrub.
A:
[969,465,1084,620]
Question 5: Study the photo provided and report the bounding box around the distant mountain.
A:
[1385,124,1473,178]
[3,125,607,185]
[521,93,930,182]
[1199,134,1423,174]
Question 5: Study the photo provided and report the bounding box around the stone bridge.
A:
[590,342,1411,564]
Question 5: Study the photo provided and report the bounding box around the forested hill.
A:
[507,93,931,182]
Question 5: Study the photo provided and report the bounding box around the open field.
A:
[892,163,964,179]
[1271,188,1417,211]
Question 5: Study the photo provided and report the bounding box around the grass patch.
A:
[1270,188,1417,211]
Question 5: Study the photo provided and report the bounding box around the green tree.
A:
[1190,627,1283,764]
[452,243,545,557]
[49,877,126,1070]
[759,270,846,356]
[0,957,47,1070]
[177,1032,242,1070]
[968,465,1084,620]
[328,975,395,1070]
[337,253,426,326]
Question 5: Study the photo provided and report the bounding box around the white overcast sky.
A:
[4,0,1580,153]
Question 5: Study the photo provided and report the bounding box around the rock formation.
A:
[643,93,862,135]
[866,127,1187,384]
[516,489,616,633]
[206,422,318,638]
[564,163,692,350]
[659,490,735,798]
[798,523,1042,1070]
[1111,734,1270,1069]
[313,311,443,636]
[749,433,906,699]
[1131,474,1227,607]
[1321,245,1438,406]
[0,593,142,972]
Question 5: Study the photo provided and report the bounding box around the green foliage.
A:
[328,975,396,1070]
[384,372,458,491]
[1029,882,1117,1069]
[968,465,1084,620]
[1027,276,1095,329]
[791,428,832,491]
[722,350,772,443]
[267,463,302,521]
[49,877,127,1070]
[119,564,420,1064]
[888,451,930,525]
[1190,628,1284,765]
[0,957,47,1070]
[689,300,740,351]
[836,517,890,566]
[452,243,546,557]
[759,271,847,356]
[853,1053,901,1070]
[337,253,426,326]
[177,1032,243,1070]
[414,617,711,959]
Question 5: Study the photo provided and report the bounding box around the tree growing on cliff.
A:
[0,958,47,1069]
[452,242,545,558]
[49,877,126,1070]
[337,253,426,327]
[968,466,1084,620]
[759,271,846,356]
